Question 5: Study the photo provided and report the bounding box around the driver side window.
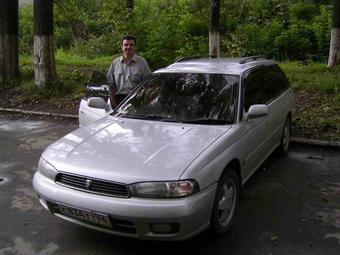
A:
[244,69,268,112]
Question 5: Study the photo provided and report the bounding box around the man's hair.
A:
[121,35,136,45]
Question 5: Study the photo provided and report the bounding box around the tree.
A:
[328,0,340,67]
[127,0,134,9]
[34,0,57,88]
[209,0,220,57]
[0,0,19,87]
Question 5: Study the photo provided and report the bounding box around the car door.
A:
[238,67,277,177]
[78,98,113,127]
[264,66,293,145]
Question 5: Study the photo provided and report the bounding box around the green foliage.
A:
[289,1,319,22]
[19,4,34,55]
[18,0,333,66]
[233,20,283,58]
[22,79,73,98]
[54,26,73,49]
[71,34,118,58]
[274,24,316,60]
[280,62,340,94]
[311,5,332,58]
[18,50,113,98]
[55,49,112,68]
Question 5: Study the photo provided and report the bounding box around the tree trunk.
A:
[0,0,19,86]
[127,0,134,9]
[209,0,220,58]
[328,0,340,67]
[34,0,57,88]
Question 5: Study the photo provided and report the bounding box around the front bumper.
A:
[33,171,217,241]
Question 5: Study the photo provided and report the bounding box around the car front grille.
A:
[55,173,130,198]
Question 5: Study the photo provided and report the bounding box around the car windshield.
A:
[113,73,239,124]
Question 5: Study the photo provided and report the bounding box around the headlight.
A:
[130,180,199,198]
[38,157,58,180]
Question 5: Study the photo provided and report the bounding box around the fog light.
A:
[150,223,179,234]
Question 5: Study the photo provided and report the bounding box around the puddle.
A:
[317,209,340,229]
[11,187,42,211]
[0,177,9,185]
[0,118,72,137]
[324,232,340,245]
[307,156,325,161]
[0,237,58,255]
[0,119,45,132]
[289,152,326,163]
[17,133,60,151]
[321,182,340,196]
[0,162,18,171]
[15,170,32,181]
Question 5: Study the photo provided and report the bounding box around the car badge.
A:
[85,179,92,189]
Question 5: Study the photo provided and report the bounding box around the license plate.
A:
[57,204,112,228]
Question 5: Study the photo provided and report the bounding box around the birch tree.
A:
[34,0,57,88]
[209,0,220,57]
[328,0,340,67]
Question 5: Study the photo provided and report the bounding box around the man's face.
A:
[121,39,135,59]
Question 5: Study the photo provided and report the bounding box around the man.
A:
[107,35,151,107]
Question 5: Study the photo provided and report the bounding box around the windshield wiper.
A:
[181,118,231,125]
[119,114,178,122]
[144,114,179,122]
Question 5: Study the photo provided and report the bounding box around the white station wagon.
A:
[33,56,295,240]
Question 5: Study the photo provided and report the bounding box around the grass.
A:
[20,49,113,68]
[280,62,340,94]
[19,53,340,95]
[279,62,339,140]
[19,50,116,99]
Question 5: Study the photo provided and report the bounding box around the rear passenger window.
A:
[244,65,290,111]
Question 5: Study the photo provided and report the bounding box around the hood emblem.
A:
[85,179,92,189]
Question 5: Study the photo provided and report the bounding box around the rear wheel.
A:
[210,169,240,235]
[277,117,291,155]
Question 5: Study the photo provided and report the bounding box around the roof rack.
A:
[175,55,216,63]
[239,55,268,64]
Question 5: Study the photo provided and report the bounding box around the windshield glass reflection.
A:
[114,73,239,124]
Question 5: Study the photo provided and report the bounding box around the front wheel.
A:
[210,169,240,235]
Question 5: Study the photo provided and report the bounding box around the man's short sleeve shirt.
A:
[107,55,151,95]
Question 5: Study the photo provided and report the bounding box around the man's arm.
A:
[107,63,117,108]
[141,60,152,80]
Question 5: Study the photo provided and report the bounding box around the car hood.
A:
[42,116,230,184]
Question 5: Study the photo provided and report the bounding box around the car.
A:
[33,56,295,241]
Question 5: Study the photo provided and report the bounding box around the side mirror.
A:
[86,84,110,101]
[87,97,107,109]
[246,104,268,120]
[86,71,110,101]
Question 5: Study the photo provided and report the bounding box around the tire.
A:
[277,117,291,156]
[210,169,240,235]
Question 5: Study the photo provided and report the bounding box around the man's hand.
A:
[110,92,117,109]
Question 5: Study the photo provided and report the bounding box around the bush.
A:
[234,20,282,58]
[274,24,316,60]
[311,5,332,60]
[71,33,120,58]
[19,5,34,55]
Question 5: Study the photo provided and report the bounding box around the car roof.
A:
[155,57,277,76]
